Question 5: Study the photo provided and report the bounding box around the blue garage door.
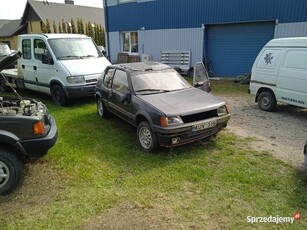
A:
[206,22,275,77]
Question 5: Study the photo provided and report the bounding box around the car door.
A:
[108,69,133,122]
[193,62,212,93]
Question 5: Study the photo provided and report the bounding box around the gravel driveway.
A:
[217,93,307,168]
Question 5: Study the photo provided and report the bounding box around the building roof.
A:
[0,19,24,37]
[21,0,104,26]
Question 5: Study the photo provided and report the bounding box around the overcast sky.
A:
[0,0,103,20]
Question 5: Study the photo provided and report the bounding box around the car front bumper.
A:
[153,114,230,147]
[20,115,58,159]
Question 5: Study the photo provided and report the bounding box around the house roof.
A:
[22,0,104,26]
[0,19,24,37]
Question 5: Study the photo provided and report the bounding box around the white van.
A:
[1,34,111,106]
[250,37,307,111]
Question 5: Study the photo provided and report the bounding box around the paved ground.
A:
[218,94,307,168]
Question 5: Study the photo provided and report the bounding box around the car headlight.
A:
[66,76,85,84]
[160,116,183,127]
[217,105,230,116]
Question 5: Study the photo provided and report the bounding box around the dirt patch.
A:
[218,94,307,168]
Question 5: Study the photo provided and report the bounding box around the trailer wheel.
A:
[51,85,68,106]
[0,74,9,92]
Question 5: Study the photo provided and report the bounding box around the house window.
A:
[122,32,138,53]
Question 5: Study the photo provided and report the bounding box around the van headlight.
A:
[67,76,85,84]
[217,105,230,116]
[160,116,183,127]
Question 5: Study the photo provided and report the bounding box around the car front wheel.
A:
[137,122,158,152]
[258,91,276,112]
[0,148,24,195]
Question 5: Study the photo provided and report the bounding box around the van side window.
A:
[22,39,31,60]
[34,39,47,61]
[283,50,307,70]
[256,49,281,70]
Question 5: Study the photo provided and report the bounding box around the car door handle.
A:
[33,66,37,70]
[22,65,25,69]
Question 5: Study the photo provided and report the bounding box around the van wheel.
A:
[0,148,24,195]
[51,85,68,106]
[258,91,276,112]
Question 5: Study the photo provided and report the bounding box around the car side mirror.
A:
[120,91,131,103]
[42,53,54,65]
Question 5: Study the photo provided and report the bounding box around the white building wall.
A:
[108,28,204,66]
[275,22,307,38]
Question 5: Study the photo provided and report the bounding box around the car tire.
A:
[51,85,68,106]
[187,67,194,77]
[137,122,159,152]
[97,97,111,118]
[0,148,24,195]
[0,74,9,92]
[258,91,276,112]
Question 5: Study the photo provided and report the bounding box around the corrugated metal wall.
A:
[275,22,307,38]
[106,0,307,32]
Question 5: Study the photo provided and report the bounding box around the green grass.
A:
[0,86,307,229]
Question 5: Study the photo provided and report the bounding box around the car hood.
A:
[138,88,225,115]
[60,56,110,75]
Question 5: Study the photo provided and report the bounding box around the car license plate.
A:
[192,120,217,132]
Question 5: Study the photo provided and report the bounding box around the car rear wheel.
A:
[97,97,111,118]
[51,85,68,106]
[0,148,24,195]
[137,122,158,152]
[258,91,276,112]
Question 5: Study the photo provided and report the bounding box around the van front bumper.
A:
[63,84,96,98]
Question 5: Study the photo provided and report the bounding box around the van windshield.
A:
[48,38,102,60]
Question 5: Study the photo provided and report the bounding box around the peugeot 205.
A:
[95,62,230,152]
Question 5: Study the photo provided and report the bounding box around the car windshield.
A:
[131,70,192,94]
[0,44,12,56]
[48,38,101,60]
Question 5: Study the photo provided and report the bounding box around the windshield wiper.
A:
[80,55,96,59]
[58,55,82,60]
[135,89,171,94]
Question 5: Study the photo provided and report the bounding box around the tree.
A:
[71,18,77,34]
[58,22,62,33]
[46,19,52,33]
[41,22,47,33]
[53,20,58,33]
[62,19,67,33]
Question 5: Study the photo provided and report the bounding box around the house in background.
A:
[0,0,104,50]
[103,0,307,77]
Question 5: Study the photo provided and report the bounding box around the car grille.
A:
[181,109,218,123]
[86,79,97,84]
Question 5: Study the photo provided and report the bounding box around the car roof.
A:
[115,61,173,73]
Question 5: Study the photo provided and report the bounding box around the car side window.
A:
[103,68,115,88]
[112,70,128,93]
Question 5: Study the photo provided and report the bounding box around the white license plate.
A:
[192,120,217,132]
